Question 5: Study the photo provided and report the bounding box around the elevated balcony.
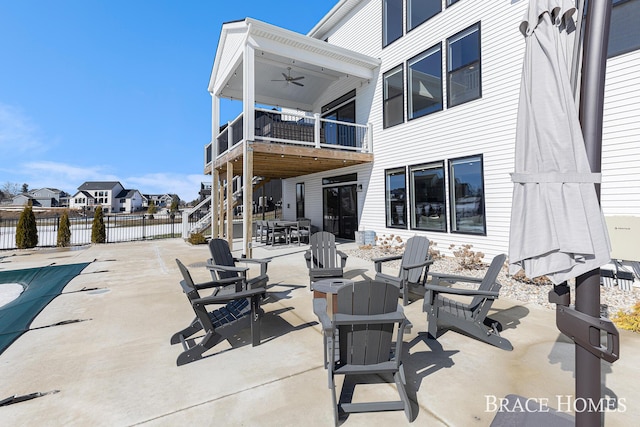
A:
[204,108,373,179]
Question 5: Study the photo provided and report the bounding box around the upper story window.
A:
[447,0,460,6]
[383,0,403,47]
[408,44,442,119]
[383,64,404,128]
[407,0,441,32]
[447,23,481,107]
[608,0,640,57]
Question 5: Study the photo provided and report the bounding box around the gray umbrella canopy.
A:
[508,0,611,284]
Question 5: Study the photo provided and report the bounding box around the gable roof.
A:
[78,181,123,191]
[116,189,140,199]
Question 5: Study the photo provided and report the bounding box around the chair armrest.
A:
[372,254,403,273]
[424,284,499,299]
[429,272,483,285]
[191,287,266,306]
[312,298,332,332]
[206,261,249,274]
[372,254,403,264]
[239,257,271,276]
[193,277,243,290]
[401,258,434,271]
[336,250,348,268]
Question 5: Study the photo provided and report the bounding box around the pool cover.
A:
[0,263,90,355]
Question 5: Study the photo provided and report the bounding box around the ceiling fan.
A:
[271,67,304,86]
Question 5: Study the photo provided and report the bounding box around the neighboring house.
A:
[10,188,69,207]
[204,0,640,260]
[142,194,179,209]
[69,181,143,214]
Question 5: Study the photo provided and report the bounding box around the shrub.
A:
[147,201,157,219]
[91,206,106,243]
[375,234,404,253]
[612,302,640,333]
[57,210,71,247]
[16,204,38,249]
[187,232,207,245]
[450,244,485,270]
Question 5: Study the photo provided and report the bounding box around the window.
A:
[408,44,442,119]
[383,65,404,128]
[447,0,460,6]
[449,155,485,235]
[385,168,407,228]
[410,163,446,231]
[120,198,126,203]
[447,23,481,107]
[296,183,305,219]
[608,0,640,57]
[383,0,403,47]
[407,0,440,31]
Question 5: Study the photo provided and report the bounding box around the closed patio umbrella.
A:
[508,0,611,285]
[505,1,617,426]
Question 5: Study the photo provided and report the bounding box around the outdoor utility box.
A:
[355,230,376,246]
[605,216,640,261]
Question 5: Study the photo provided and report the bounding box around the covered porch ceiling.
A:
[209,18,380,111]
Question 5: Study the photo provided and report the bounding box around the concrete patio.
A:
[1,238,638,426]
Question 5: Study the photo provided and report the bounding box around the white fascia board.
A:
[209,21,250,93]
[247,18,379,72]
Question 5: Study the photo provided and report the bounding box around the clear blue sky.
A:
[0,1,336,202]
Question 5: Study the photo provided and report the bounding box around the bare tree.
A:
[1,182,20,197]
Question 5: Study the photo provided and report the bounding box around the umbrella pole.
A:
[575,1,613,426]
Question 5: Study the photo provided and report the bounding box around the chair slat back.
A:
[309,232,339,269]
[208,238,238,281]
[175,259,214,331]
[401,236,430,284]
[470,254,506,312]
[336,281,399,365]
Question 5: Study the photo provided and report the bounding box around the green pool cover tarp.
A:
[0,263,90,355]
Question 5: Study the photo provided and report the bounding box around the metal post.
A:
[576,1,612,426]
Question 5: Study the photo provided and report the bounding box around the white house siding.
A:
[601,49,640,217]
[282,1,528,260]
[280,1,639,262]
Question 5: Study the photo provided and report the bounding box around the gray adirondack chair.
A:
[314,280,413,425]
[171,259,266,366]
[304,232,348,286]
[374,235,433,306]
[423,253,513,350]
[207,238,270,291]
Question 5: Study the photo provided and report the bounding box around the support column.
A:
[218,176,225,239]
[211,93,220,239]
[226,161,234,249]
[242,40,256,257]
[212,169,219,238]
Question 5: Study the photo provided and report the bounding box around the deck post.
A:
[314,113,321,149]
[226,161,234,249]
[242,40,256,257]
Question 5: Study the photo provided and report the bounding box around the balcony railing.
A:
[205,108,372,168]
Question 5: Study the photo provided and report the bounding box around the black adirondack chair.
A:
[304,231,348,286]
[170,259,266,366]
[314,280,413,425]
[373,235,433,306]
[423,254,513,350]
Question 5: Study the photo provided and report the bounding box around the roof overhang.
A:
[208,17,380,111]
